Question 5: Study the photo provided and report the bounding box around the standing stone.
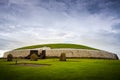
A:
[60,53,66,61]
[7,54,13,61]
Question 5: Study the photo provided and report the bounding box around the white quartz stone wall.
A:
[4,50,30,58]
[46,49,117,59]
[3,49,118,59]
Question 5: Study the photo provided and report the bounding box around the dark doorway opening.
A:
[25,50,38,59]
[39,50,46,59]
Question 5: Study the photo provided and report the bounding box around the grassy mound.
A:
[15,43,97,50]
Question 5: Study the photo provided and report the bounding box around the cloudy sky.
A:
[0,0,120,58]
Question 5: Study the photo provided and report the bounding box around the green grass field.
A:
[0,59,120,80]
[15,43,97,50]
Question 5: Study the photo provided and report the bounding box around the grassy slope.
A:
[15,43,97,50]
[0,59,120,80]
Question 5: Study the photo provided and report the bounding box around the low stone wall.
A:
[46,49,118,59]
[3,49,43,58]
[4,50,30,58]
[3,49,119,60]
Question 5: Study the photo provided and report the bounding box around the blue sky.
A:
[0,0,120,57]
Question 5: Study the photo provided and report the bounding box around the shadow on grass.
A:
[9,63,51,67]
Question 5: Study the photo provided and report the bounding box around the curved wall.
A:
[3,49,119,60]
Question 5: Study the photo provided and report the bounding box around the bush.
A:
[60,53,66,61]
[30,54,38,61]
[7,54,13,61]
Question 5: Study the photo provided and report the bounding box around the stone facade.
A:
[3,48,119,60]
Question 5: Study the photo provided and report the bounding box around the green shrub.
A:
[30,54,38,61]
[7,54,13,61]
[60,53,66,61]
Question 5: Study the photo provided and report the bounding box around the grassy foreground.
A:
[0,59,120,80]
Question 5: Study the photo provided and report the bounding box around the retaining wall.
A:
[3,49,119,60]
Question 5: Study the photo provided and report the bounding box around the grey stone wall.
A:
[3,49,119,60]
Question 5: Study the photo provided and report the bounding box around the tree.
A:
[60,53,66,61]
[7,54,13,61]
[30,53,38,61]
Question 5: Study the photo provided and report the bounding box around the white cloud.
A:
[0,0,120,58]
[0,50,9,57]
